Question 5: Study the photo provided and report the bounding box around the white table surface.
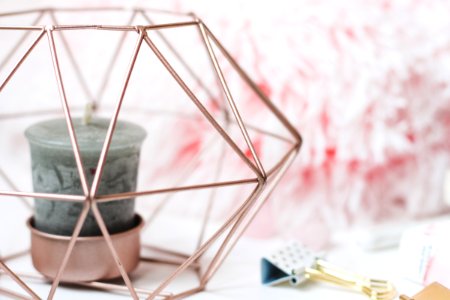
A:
[1,234,424,300]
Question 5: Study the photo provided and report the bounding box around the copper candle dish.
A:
[28,214,143,282]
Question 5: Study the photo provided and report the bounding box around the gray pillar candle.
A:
[25,118,146,236]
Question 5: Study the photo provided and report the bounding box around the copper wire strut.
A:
[0,261,39,299]
[0,6,302,300]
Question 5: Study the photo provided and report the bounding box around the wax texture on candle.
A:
[25,118,146,236]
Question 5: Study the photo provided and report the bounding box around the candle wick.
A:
[83,102,95,125]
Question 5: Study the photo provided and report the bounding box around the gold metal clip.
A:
[303,259,397,300]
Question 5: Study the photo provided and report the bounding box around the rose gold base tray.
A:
[27,214,144,282]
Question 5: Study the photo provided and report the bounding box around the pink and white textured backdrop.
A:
[168,0,450,248]
[1,0,450,249]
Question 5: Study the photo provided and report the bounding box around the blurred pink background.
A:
[169,0,450,248]
[1,0,450,250]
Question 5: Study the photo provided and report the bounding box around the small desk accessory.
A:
[261,241,396,300]
[399,220,450,287]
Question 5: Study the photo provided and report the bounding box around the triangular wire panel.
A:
[43,29,146,237]
[204,27,298,141]
[201,192,264,284]
[142,21,295,181]
[0,11,44,74]
[202,150,297,284]
[197,182,262,276]
[142,19,226,116]
[44,205,139,299]
[138,24,263,178]
[137,181,258,293]
[92,26,259,210]
[49,27,140,138]
[50,25,139,108]
[153,22,268,176]
[49,204,137,299]
[0,29,86,203]
[0,29,57,115]
[202,27,300,172]
[138,158,259,251]
[0,28,44,97]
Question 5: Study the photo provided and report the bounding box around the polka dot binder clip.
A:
[261,241,397,300]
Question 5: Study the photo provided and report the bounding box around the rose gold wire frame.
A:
[0,6,302,300]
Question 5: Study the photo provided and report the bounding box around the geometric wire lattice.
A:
[0,6,302,299]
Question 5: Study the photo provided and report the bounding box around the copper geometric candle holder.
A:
[0,6,302,299]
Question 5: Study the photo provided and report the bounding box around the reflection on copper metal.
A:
[28,215,143,282]
[0,6,302,300]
